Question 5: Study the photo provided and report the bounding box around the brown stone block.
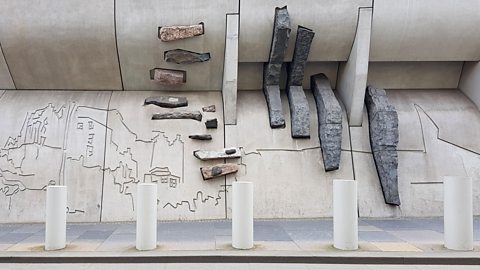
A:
[158,23,204,42]
[150,68,186,85]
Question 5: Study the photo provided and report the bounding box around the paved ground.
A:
[0,218,479,253]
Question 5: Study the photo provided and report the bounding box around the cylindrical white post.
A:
[232,181,253,249]
[45,185,67,251]
[136,183,158,251]
[444,176,473,251]
[333,179,358,250]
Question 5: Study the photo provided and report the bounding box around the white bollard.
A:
[136,183,158,251]
[45,185,67,251]
[333,179,358,250]
[444,176,473,251]
[232,181,254,249]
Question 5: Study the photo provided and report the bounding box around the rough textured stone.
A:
[263,6,291,129]
[285,26,314,138]
[188,134,212,140]
[201,163,239,180]
[158,24,204,42]
[263,85,285,128]
[164,49,210,64]
[287,26,315,87]
[150,68,186,85]
[365,86,400,206]
[205,118,218,129]
[144,96,188,108]
[286,86,310,138]
[194,148,241,160]
[202,105,216,112]
[311,74,342,171]
[152,111,202,121]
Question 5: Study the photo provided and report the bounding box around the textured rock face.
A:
[311,74,342,171]
[152,111,202,121]
[144,96,188,108]
[263,85,285,128]
[164,49,210,64]
[158,24,204,42]
[150,68,186,85]
[263,6,291,129]
[202,105,216,112]
[194,147,241,160]
[188,134,212,140]
[365,86,400,206]
[205,118,218,129]
[285,26,314,138]
[201,163,239,180]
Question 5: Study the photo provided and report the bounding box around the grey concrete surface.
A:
[0,0,122,90]
[459,61,480,110]
[370,0,480,61]
[337,8,372,126]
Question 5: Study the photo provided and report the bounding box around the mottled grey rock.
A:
[287,26,315,87]
[205,118,218,129]
[202,105,216,112]
[164,49,210,64]
[365,86,400,206]
[284,26,314,138]
[144,96,188,108]
[201,163,239,180]
[188,134,212,140]
[158,24,204,41]
[311,74,342,171]
[150,68,186,85]
[263,85,285,128]
[286,86,310,138]
[194,148,241,160]
[263,6,291,129]
[152,111,202,121]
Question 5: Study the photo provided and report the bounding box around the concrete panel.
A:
[0,45,14,89]
[239,0,372,62]
[101,91,226,221]
[223,14,239,125]
[459,61,480,110]
[368,62,463,90]
[337,8,372,126]
[370,0,480,61]
[0,0,122,90]
[0,91,111,223]
[116,0,230,91]
[238,62,338,91]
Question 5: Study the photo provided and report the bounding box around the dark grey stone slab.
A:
[205,118,218,129]
[286,85,310,138]
[158,24,204,42]
[262,6,291,129]
[152,111,202,121]
[202,105,216,112]
[164,49,210,64]
[287,26,315,87]
[188,134,212,140]
[311,74,342,171]
[263,85,285,128]
[144,96,188,108]
[365,86,400,206]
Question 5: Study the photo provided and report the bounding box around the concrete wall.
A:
[0,45,14,89]
[459,62,480,110]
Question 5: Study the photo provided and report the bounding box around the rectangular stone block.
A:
[150,68,186,85]
[263,85,285,128]
[158,24,204,42]
[287,26,315,87]
[286,85,310,138]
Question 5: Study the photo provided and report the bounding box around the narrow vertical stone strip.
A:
[365,86,400,206]
[285,26,315,138]
[263,6,291,128]
[311,74,342,171]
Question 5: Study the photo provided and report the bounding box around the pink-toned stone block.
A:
[150,68,186,85]
[158,24,204,42]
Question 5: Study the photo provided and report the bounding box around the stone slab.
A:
[144,96,188,108]
[286,86,310,138]
[287,26,315,87]
[194,148,241,161]
[164,49,210,64]
[152,111,202,121]
[150,68,186,85]
[158,24,204,42]
[263,85,285,128]
[201,163,239,180]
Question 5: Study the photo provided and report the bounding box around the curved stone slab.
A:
[194,148,241,160]
[311,74,342,171]
[263,85,285,128]
[365,86,400,205]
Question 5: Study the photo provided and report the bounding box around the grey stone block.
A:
[286,85,310,138]
[144,96,188,108]
[164,49,210,64]
[263,85,285,128]
[267,6,291,65]
[287,26,315,87]
[152,110,202,121]
[188,134,212,140]
[150,68,186,85]
[311,74,342,171]
[205,118,218,129]
[365,86,400,206]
